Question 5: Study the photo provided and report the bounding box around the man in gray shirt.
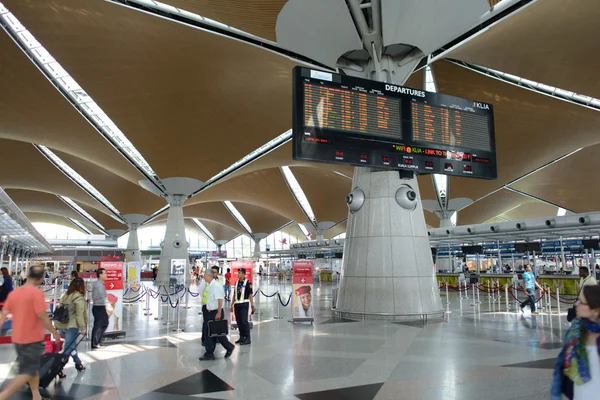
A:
[91,268,110,349]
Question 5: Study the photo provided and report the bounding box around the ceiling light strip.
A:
[0,4,165,195]
[298,223,310,239]
[557,207,567,217]
[448,59,600,112]
[143,204,170,225]
[35,145,125,223]
[107,0,331,70]
[191,218,215,242]
[280,167,317,227]
[223,201,253,236]
[67,218,93,235]
[58,196,108,235]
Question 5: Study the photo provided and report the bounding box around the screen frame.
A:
[292,66,498,180]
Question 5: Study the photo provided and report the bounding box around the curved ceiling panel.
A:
[510,144,599,213]
[74,201,127,231]
[224,142,355,183]
[281,223,307,242]
[53,150,165,215]
[197,219,242,242]
[6,0,298,181]
[289,167,351,223]
[499,202,558,222]
[231,202,290,234]
[457,188,544,226]
[447,0,600,99]
[325,221,346,240]
[433,61,600,202]
[0,29,142,183]
[160,0,287,41]
[152,202,244,233]
[25,212,85,233]
[0,139,106,211]
[5,189,100,232]
[191,168,307,223]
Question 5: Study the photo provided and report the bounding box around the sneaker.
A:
[240,338,251,346]
[199,354,216,361]
[225,346,235,359]
[531,311,539,315]
[92,345,105,350]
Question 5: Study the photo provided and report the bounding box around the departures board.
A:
[292,67,497,179]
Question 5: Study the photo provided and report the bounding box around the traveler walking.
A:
[231,268,256,345]
[520,264,544,315]
[91,268,110,350]
[0,265,61,400]
[199,269,234,361]
[579,266,597,287]
[551,285,600,400]
[54,277,88,375]
[19,267,27,286]
[224,268,232,300]
[0,267,14,303]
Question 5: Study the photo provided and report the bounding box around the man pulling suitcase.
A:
[0,265,61,400]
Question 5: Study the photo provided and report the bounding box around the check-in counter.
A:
[436,273,581,295]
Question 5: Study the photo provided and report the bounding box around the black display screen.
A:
[292,67,497,179]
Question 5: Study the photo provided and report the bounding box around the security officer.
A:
[230,268,256,345]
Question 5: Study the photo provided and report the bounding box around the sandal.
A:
[57,370,66,379]
[75,364,86,372]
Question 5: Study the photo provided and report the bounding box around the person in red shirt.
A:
[0,265,60,400]
[224,268,232,300]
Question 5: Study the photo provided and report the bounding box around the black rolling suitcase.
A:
[39,334,84,388]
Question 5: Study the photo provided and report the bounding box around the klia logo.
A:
[473,101,490,110]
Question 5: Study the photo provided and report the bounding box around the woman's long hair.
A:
[1,267,12,281]
[583,285,600,311]
[65,278,85,296]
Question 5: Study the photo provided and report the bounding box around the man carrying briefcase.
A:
[199,269,234,361]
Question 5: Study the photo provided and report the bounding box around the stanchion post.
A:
[173,298,183,332]
[445,282,450,311]
[143,290,152,316]
[505,284,509,312]
[476,283,481,305]
[556,287,561,315]
[52,277,58,314]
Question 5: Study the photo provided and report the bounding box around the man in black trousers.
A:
[91,268,110,349]
[230,268,256,345]
[199,269,234,361]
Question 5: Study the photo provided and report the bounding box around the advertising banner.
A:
[292,260,314,322]
[170,259,186,285]
[126,261,141,289]
[98,261,124,333]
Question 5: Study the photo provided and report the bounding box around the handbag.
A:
[208,319,229,337]
[52,304,69,324]
[566,306,576,322]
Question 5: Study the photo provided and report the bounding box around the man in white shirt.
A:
[199,269,234,361]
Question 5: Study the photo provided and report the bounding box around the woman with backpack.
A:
[54,278,88,377]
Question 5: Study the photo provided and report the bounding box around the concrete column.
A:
[253,233,268,259]
[439,217,452,229]
[124,214,147,263]
[158,194,189,285]
[215,240,228,259]
[336,169,442,317]
[437,217,453,272]
[139,177,204,287]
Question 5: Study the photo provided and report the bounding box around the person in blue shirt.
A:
[521,264,544,314]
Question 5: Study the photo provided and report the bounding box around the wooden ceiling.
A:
[160,0,287,41]
[0,25,142,183]
[448,0,600,99]
[511,144,600,213]
[24,212,86,234]
[5,0,298,181]
[231,202,290,234]
[433,60,600,207]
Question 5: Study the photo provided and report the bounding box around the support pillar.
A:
[253,233,268,259]
[123,214,147,263]
[139,177,204,287]
[336,170,442,317]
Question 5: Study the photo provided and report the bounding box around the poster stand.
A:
[291,260,315,325]
[98,261,126,339]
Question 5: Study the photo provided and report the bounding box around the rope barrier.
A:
[260,290,278,298]
[277,292,292,307]
[123,290,147,304]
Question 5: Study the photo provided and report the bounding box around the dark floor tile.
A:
[134,392,218,400]
[502,358,556,369]
[320,318,358,324]
[109,338,178,348]
[0,383,111,400]
[295,382,383,400]
[153,369,233,396]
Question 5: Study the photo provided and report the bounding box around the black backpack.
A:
[52,303,69,324]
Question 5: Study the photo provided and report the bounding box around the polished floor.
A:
[0,277,570,399]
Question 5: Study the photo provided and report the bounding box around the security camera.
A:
[579,216,590,225]
[545,219,556,228]
[516,222,526,230]
[173,240,182,248]
[395,185,418,210]
[346,188,365,213]
[86,241,91,245]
